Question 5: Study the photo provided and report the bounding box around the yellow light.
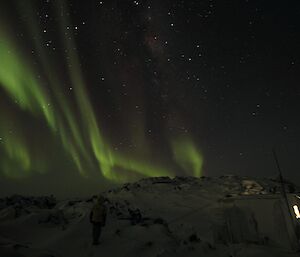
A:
[293,205,300,219]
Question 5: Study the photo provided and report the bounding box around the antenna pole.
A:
[273,147,299,250]
[272,148,287,199]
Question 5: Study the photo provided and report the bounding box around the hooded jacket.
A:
[90,201,107,225]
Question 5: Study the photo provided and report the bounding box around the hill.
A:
[0,175,299,257]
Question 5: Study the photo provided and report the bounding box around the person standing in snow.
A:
[90,195,107,245]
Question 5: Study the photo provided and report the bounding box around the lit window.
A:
[293,205,300,219]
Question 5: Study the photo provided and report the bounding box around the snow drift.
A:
[0,175,300,257]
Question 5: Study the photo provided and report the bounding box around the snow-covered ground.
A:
[0,175,299,257]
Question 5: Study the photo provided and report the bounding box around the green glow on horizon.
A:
[2,134,31,178]
[171,136,203,177]
[0,32,55,130]
[0,110,47,178]
[0,1,204,182]
[19,2,93,177]
[57,2,172,181]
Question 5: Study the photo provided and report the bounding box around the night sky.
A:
[0,0,300,196]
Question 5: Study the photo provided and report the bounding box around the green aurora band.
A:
[0,1,204,182]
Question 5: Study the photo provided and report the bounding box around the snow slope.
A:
[0,175,299,257]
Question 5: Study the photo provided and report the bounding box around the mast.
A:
[273,147,299,249]
[272,148,289,204]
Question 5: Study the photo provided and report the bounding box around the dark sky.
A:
[0,0,299,196]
